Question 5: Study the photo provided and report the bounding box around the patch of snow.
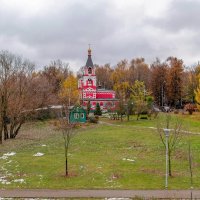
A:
[6,160,12,164]
[0,155,8,160]
[41,144,47,147]
[13,179,25,183]
[122,158,135,162]
[4,152,16,156]
[0,152,16,160]
[149,127,156,129]
[33,152,44,157]
[0,176,11,185]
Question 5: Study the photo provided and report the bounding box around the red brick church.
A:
[78,48,118,112]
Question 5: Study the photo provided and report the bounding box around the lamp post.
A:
[164,128,170,189]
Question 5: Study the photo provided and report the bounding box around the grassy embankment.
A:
[0,112,200,189]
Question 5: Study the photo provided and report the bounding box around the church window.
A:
[88,67,92,74]
[88,79,92,86]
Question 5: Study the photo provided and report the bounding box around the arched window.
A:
[88,79,92,86]
[88,67,92,74]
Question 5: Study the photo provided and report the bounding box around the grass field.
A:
[0,112,200,189]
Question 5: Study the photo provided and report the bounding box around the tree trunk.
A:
[0,125,2,144]
[9,123,14,139]
[65,158,68,176]
[11,122,23,139]
[3,123,9,140]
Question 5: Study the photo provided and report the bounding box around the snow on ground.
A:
[13,179,25,183]
[0,152,16,160]
[122,158,135,162]
[0,176,11,185]
[33,152,44,157]
[0,152,26,185]
[41,144,47,147]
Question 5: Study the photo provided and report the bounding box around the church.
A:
[78,48,118,112]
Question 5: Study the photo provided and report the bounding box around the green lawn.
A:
[0,112,200,189]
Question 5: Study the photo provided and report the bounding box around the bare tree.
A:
[157,114,183,176]
[56,73,79,176]
[57,109,76,177]
[0,51,34,140]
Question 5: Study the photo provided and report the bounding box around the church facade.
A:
[78,48,118,112]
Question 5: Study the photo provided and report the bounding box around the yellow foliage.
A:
[195,75,200,110]
[59,75,79,106]
[114,81,130,101]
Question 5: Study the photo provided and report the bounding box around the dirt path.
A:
[0,189,198,198]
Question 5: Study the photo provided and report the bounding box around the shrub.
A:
[184,103,196,115]
[89,116,99,123]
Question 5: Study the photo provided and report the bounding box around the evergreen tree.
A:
[94,103,102,116]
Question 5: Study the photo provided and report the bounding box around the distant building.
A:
[78,48,118,111]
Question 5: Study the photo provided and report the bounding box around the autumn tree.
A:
[112,60,129,83]
[42,60,72,104]
[150,59,168,106]
[183,64,200,103]
[95,64,114,89]
[195,74,200,110]
[0,50,34,140]
[130,80,151,120]
[59,74,79,121]
[28,73,55,109]
[166,57,184,108]
[129,58,150,89]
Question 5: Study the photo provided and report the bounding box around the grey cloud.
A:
[0,0,122,68]
[0,0,199,71]
[148,0,200,32]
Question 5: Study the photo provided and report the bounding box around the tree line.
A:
[95,57,200,110]
[1,50,200,143]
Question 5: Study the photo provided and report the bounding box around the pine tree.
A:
[94,103,102,116]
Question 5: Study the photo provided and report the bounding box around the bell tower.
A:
[82,48,97,99]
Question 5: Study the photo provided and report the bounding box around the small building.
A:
[69,106,86,123]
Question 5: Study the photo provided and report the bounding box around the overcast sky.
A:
[0,0,199,71]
